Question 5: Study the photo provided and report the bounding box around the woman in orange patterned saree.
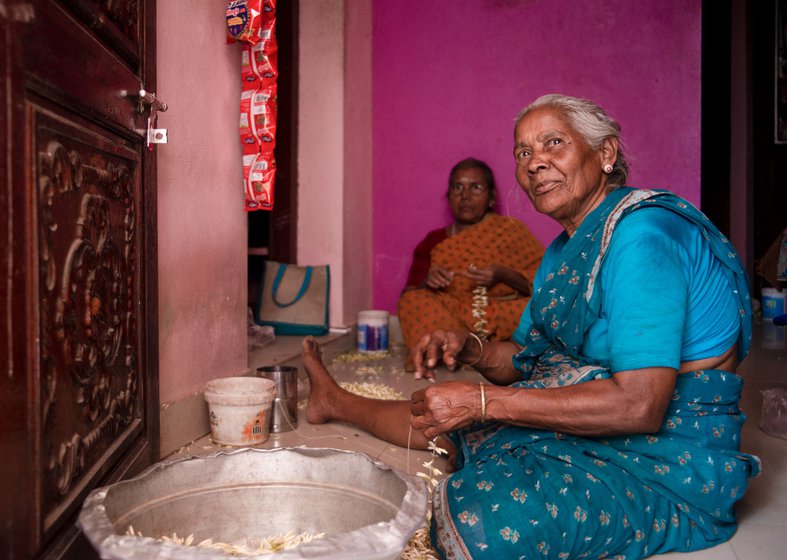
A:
[397,158,543,367]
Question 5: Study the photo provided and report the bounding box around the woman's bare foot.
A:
[302,336,345,424]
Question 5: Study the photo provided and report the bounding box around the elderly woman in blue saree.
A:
[300,94,760,559]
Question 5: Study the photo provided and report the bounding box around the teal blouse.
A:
[514,199,742,373]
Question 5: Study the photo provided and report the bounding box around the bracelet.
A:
[479,382,486,421]
[457,332,484,367]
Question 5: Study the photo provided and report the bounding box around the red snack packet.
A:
[241,38,278,90]
[244,153,276,211]
[226,0,264,45]
[239,85,277,154]
[256,8,277,48]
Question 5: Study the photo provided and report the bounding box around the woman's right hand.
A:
[410,380,481,438]
[424,265,454,289]
[410,329,470,381]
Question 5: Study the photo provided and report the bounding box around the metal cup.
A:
[256,365,298,432]
[270,397,298,432]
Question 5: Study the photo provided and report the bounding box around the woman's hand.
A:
[410,381,480,439]
[461,264,500,287]
[424,265,454,289]
[409,329,470,381]
[461,264,531,295]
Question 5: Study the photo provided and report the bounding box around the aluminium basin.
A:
[78,447,428,560]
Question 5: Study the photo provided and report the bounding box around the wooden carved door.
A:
[1,1,159,558]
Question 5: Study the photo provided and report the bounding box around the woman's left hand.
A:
[410,329,474,380]
[462,264,531,296]
[410,381,480,439]
[461,264,499,287]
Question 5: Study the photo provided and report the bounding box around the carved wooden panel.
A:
[34,108,144,533]
[58,0,143,69]
[2,1,157,558]
[97,0,140,41]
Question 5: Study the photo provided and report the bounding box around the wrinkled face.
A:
[447,166,494,225]
[513,107,609,231]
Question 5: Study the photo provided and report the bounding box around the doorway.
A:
[752,0,787,290]
[702,0,785,290]
[248,0,299,314]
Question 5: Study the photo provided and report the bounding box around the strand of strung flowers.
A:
[467,263,490,340]
[471,285,490,340]
[401,437,448,560]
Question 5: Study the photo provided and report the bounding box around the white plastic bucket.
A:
[762,288,786,319]
[357,310,389,352]
[203,377,277,446]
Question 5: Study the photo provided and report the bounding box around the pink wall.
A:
[298,0,374,327]
[157,2,248,405]
[372,0,702,313]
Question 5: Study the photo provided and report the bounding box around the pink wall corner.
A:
[157,2,249,404]
[372,0,702,314]
[343,0,374,324]
[298,0,374,327]
[297,0,347,325]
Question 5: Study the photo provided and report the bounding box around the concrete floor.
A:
[173,321,787,559]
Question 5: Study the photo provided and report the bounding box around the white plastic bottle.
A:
[357,310,389,352]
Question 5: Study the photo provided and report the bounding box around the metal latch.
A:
[147,126,168,145]
[138,84,169,150]
[138,87,168,114]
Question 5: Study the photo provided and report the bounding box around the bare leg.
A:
[302,336,448,452]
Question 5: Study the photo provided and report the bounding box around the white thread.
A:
[406,416,413,475]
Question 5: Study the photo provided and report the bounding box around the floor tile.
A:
[652,542,737,560]
[728,523,787,559]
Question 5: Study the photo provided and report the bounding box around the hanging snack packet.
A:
[251,85,277,152]
[256,7,277,49]
[241,39,278,89]
[239,85,277,154]
[244,153,276,211]
[226,0,265,45]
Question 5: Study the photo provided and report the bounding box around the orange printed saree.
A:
[397,214,543,349]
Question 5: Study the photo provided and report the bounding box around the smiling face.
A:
[513,106,616,234]
[448,166,495,226]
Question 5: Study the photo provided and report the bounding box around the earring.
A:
[603,164,613,174]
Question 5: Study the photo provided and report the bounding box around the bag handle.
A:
[272,263,313,308]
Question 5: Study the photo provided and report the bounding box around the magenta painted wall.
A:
[372,0,701,313]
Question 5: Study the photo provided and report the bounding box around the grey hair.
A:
[515,94,629,188]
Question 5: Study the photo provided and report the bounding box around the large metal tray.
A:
[78,447,428,559]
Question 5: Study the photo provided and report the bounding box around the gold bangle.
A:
[458,332,484,367]
[479,382,486,421]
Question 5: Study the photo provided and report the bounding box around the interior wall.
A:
[297,0,347,325]
[153,0,708,403]
[343,1,374,324]
[372,0,703,313]
[156,2,248,405]
[298,0,373,326]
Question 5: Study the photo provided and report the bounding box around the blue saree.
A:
[430,188,760,559]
